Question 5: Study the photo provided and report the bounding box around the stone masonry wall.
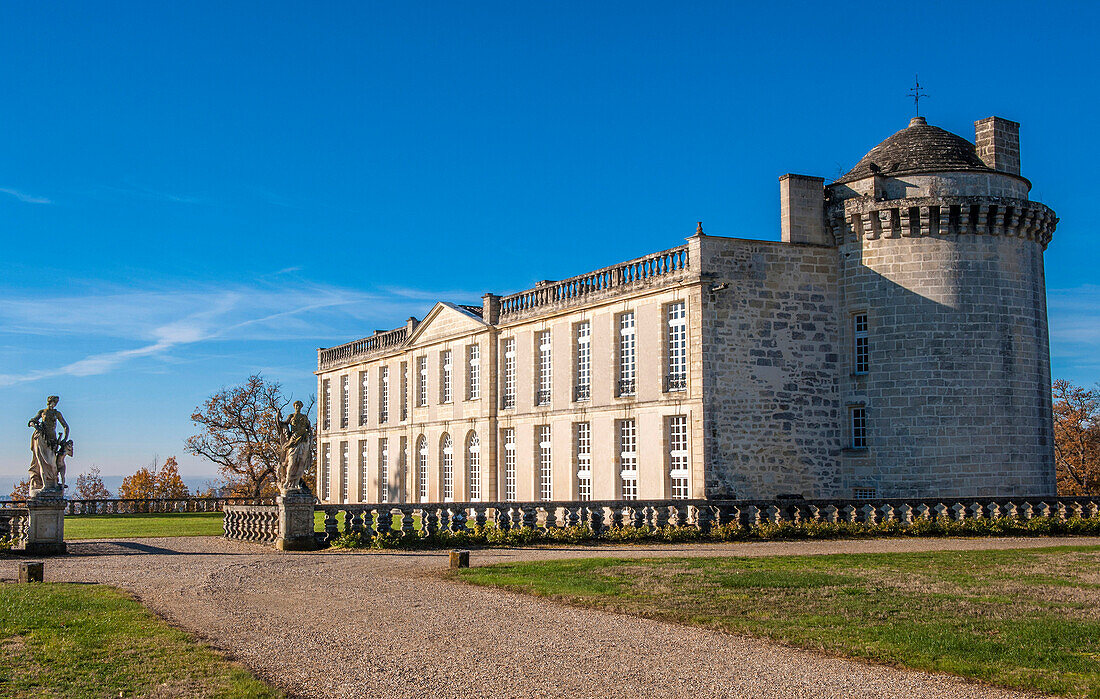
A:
[699,236,841,499]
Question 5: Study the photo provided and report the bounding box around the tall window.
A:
[666,302,687,392]
[467,431,481,501]
[417,435,429,501]
[440,350,453,404]
[441,433,454,501]
[503,428,516,501]
[378,438,389,503]
[502,338,516,409]
[851,406,868,449]
[536,331,552,405]
[340,441,349,503]
[619,419,637,499]
[378,366,389,423]
[400,362,408,421]
[359,440,368,501]
[322,379,331,431]
[340,375,349,428]
[618,312,636,397]
[417,356,428,407]
[358,371,369,426]
[322,443,331,500]
[853,313,869,375]
[399,436,408,503]
[575,422,592,501]
[668,415,689,499]
[537,425,552,500]
[467,344,480,400]
[575,322,591,401]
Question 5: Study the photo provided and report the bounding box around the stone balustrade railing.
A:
[318,326,408,371]
[0,507,29,546]
[59,497,273,515]
[313,495,1100,544]
[498,245,691,319]
[223,504,279,544]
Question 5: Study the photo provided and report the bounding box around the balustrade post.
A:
[521,506,537,530]
[450,508,466,533]
[629,506,645,530]
[401,508,416,538]
[590,506,604,535]
[494,507,510,532]
[543,506,557,529]
[610,506,623,529]
[474,507,487,529]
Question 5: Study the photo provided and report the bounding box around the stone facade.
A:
[315,114,1058,503]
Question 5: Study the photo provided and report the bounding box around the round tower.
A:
[826,116,1058,498]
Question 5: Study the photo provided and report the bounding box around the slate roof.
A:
[835,117,994,184]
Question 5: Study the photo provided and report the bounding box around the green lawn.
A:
[66,512,225,540]
[458,545,1100,698]
[0,582,280,698]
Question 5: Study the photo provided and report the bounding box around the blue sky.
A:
[2,0,1098,481]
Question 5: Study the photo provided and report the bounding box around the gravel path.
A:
[5,535,1097,698]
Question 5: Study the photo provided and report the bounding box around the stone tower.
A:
[821,116,1058,497]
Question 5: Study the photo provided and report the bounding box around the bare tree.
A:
[186,374,314,498]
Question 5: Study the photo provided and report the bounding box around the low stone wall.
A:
[63,497,273,516]
[0,507,29,547]
[223,504,279,544]
[314,495,1100,545]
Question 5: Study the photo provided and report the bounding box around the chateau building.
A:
[315,115,1058,504]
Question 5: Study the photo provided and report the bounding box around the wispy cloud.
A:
[0,280,446,387]
[97,183,209,205]
[0,187,51,204]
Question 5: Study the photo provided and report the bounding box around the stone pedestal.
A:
[25,493,66,556]
[275,493,318,551]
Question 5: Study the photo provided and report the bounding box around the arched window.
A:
[441,433,454,502]
[417,435,428,502]
[466,431,481,502]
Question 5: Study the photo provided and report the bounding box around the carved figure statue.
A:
[28,395,72,494]
[277,400,313,495]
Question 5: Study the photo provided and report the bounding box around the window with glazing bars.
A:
[322,379,331,430]
[666,302,687,391]
[417,435,429,501]
[358,371,369,426]
[537,425,552,501]
[618,312,636,396]
[575,321,591,401]
[340,375,349,428]
[467,344,480,400]
[378,438,389,503]
[853,313,869,375]
[417,356,428,407]
[467,431,480,501]
[400,362,408,421]
[575,422,591,501]
[441,433,454,501]
[359,440,368,502]
[851,406,868,449]
[440,350,453,403]
[619,419,637,499]
[503,428,516,501]
[399,436,408,502]
[340,441,349,502]
[322,443,331,500]
[536,331,552,405]
[378,366,389,423]
[502,338,516,409]
[668,415,690,499]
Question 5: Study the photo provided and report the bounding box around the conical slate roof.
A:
[835,116,994,184]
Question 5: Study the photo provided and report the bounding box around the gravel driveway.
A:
[6,535,1096,698]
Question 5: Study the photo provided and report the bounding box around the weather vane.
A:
[908,74,928,116]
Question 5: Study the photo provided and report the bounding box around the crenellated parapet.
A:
[827,195,1057,249]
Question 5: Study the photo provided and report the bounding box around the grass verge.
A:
[65,512,225,540]
[458,545,1100,698]
[0,581,281,698]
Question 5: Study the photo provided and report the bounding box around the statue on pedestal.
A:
[27,395,72,496]
[277,400,313,496]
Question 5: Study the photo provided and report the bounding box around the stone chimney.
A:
[481,293,501,325]
[974,117,1020,175]
[779,174,828,245]
[406,317,419,335]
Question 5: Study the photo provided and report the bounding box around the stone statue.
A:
[277,400,313,495]
[28,395,72,495]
